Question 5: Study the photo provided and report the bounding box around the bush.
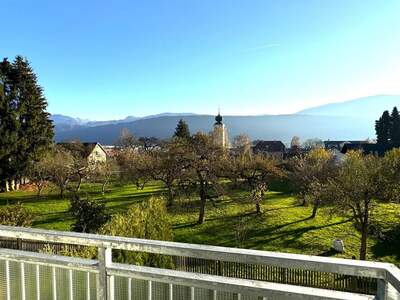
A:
[70,194,109,233]
[100,196,173,268]
[40,244,97,259]
[0,203,35,226]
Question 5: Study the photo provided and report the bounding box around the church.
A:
[211,112,230,149]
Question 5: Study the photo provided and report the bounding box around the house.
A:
[252,140,286,159]
[324,140,370,151]
[341,143,389,156]
[57,142,107,164]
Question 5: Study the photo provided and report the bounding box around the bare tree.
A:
[91,160,118,195]
[323,151,381,260]
[232,134,252,156]
[230,154,283,214]
[302,138,324,150]
[150,138,190,206]
[116,128,136,149]
[185,132,225,224]
[117,149,153,190]
[46,148,74,198]
[291,136,301,149]
[290,148,337,218]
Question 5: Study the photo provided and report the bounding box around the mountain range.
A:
[52,95,400,145]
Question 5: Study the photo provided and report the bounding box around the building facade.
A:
[211,113,230,149]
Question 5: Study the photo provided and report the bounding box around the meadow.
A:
[0,181,399,266]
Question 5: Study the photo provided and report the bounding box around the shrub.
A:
[100,196,173,268]
[70,194,109,233]
[0,203,34,226]
[40,244,97,259]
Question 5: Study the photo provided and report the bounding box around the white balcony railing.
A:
[0,225,399,300]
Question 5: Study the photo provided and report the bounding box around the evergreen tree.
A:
[390,107,400,147]
[173,119,190,139]
[375,110,391,146]
[0,56,53,188]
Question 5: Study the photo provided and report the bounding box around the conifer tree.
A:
[0,56,53,188]
[390,107,400,147]
[375,110,391,146]
[173,119,190,140]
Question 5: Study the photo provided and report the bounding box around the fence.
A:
[0,225,399,299]
[0,237,379,295]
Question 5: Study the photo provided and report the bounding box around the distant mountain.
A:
[54,114,373,145]
[52,113,197,132]
[297,95,400,119]
[53,95,399,145]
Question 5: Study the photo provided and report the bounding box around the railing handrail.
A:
[0,225,399,298]
[0,247,375,300]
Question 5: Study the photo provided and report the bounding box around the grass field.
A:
[0,181,399,265]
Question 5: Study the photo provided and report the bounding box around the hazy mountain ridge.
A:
[297,95,400,119]
[53,95,400,144]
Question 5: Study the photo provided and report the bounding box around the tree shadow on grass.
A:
[371,224,400,261]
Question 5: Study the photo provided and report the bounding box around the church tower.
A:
[212,111,229,149]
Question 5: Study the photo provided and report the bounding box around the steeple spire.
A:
[215,108,223,125]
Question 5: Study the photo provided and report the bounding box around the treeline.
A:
[375,107,400,147]
[0,56,53,191]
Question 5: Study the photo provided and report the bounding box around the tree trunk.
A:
[76,176,83,192]
[166,186,174,207]
[197,181,207,225]
[359,222,368,260]
[255,202,261,214]
[101,180,109,195]
[310,200,320,219]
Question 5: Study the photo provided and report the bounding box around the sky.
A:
[2,0,400,120]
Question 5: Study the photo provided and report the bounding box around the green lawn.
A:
[1,181,399,265]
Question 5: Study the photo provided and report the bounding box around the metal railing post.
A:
[377,279,400,300]
[98,247,112,300]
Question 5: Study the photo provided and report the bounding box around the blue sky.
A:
[3,0,400,120]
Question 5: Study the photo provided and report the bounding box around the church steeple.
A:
[215,113,223,125]
[212,109,229,149]
[215,107,223,125]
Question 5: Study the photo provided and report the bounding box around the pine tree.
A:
[390,107,400,147]
[0,56,53,189]
[0,59,20,187]
[375,110,391,146]
[173,119,190,139]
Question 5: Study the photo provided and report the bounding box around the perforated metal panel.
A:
[0,258,97,300]
[111,275,263,300]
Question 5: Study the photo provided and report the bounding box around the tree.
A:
[375,110,391,146]
[116,128,136,149]
[323,151,381,260]
[27,153,52,196]
[291,136,301,149]
[46,147,74,197]
[186,132,224,224]
[390,107,400,147]
[0,56,53,190]
[232,134,252,156]
[173,119,191,140]
[291,148,337,218]
[100,196,173,267]
[91,160,117,195]
[379,148,400,203]
[138,136,161,152]
[70,194,109,233]
[302,138,324,150]
[229,154,283,214]
[117,149,153,190]
[150,138,189,206]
